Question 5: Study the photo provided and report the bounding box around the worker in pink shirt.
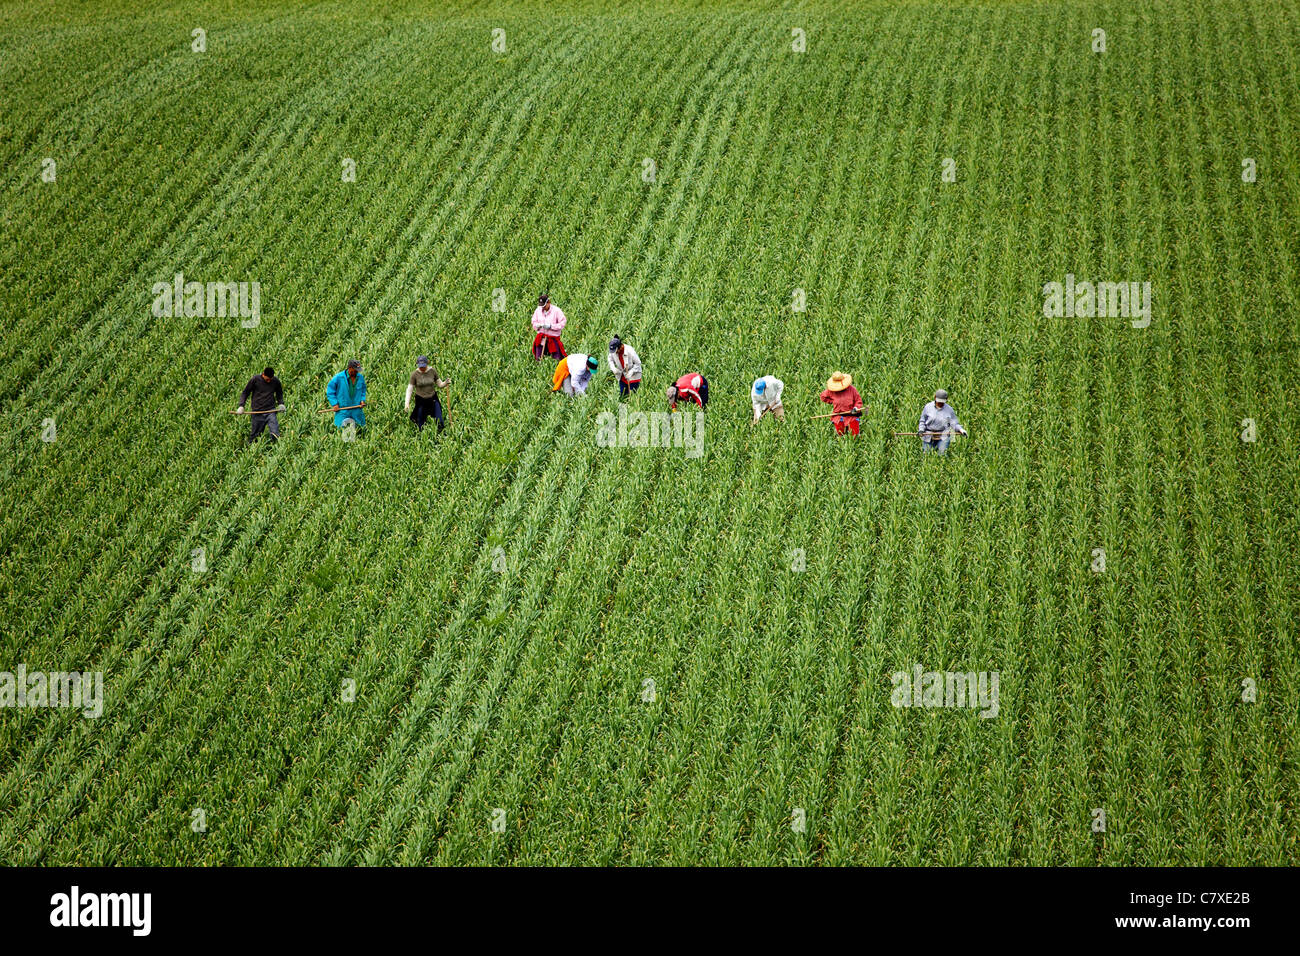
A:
[530,293,568,361]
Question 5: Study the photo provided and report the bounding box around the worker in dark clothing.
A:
[237,366,285,444]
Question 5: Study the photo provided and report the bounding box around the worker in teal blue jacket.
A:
[326,359,366,428]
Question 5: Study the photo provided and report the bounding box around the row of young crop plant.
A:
[0,18,569,858]
[452,69,920,858]
[289,26,790,858]
[10,1,1300,858]
[345,44,816,858]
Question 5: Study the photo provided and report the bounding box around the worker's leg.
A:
[265,412,280,442]
[935,434,950,453]
[248,414,268,443]
[833,416,847,435]
[432,394,445,432]
[848,417,860,436]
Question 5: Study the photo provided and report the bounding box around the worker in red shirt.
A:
[819,371,864,435]
[666,372,708,410]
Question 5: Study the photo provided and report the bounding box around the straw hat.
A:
[826,371,852,392]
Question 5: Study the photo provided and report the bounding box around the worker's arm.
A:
[405,383,414,410]
[357,376,367,405]
[918,405,931,433]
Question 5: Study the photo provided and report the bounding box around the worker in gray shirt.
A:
[918,388,967,453]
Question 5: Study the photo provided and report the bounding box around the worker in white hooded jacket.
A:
[751,375,784,424]
[552,353,599,396]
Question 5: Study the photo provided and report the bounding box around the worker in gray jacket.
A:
[918,388,967,453]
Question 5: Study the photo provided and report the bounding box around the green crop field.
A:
[1,0,1297,866]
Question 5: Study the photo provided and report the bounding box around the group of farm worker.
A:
[535,294,709,410]
[534,293,661,402]
[234,355,450,443]
[535,293,710,413]
[811,374,964,448]
[531,293,968,451]
[234,293,968,452]
[318,357,451,431]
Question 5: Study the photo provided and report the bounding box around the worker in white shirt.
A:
[607,335,642,397]
[551,353,599,396]
[751,375,784,424]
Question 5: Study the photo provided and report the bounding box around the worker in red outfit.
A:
[819,371,865,435]
[666,371,708,410]
[530,293,567,360]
